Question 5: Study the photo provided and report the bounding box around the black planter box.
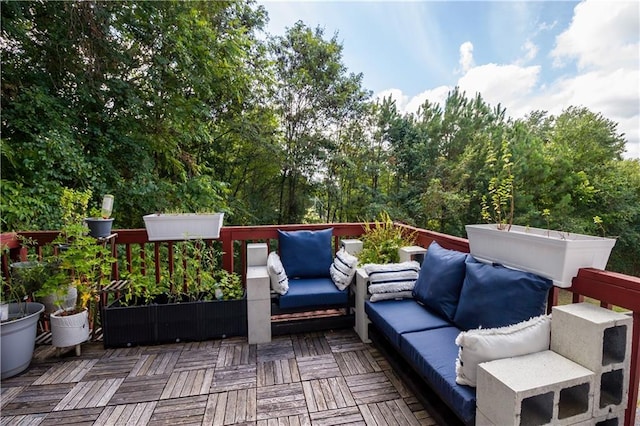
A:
[101,296,247,348]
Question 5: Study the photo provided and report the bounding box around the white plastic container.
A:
[143,213,224,241]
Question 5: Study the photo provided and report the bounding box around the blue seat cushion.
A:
[279,277,347,309]
[278,228,333,278]
[453,256,553,331]
[412,241,467,321]
[400,327,476,425]
[365,299,451,348]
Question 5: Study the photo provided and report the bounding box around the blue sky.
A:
[259,0,640,158]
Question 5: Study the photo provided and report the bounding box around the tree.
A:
[269,21,369,224]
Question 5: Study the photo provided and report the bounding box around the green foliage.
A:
[481,139,514,230]
[359,212,417,264]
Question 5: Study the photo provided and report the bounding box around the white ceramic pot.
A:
[39,286,78,314]
[50,308,89,348]
[143,212,224,241]
[465,224,616,287]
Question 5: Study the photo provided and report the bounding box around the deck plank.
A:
[1,330,436,426]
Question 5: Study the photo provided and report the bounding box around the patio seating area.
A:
[1,329,436,426]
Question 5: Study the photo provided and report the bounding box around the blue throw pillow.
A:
[453,257,553,331]
[412,242,467,321]
[278,228,333,278]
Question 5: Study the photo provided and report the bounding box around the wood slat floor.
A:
[0,330,438,426]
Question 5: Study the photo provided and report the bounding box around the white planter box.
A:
[143,213,224,241]
[465,224,616,288]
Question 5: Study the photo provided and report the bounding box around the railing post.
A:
[220,228,234,274]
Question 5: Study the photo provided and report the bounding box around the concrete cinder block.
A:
[398,245,427,263]
[247,299,271,344]
[246,266,270,301]
[341,239,363,256]
[589,406,625,426]
[477,350,595,426]
[551,303,632,417]
[354,268,371,343]
[247,243,268,267]
[475,408,497,426]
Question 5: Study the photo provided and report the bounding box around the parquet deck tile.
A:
[174,349,217,372]
[302,377,356,412]
[53,378,123,410]
[297,354,341,381]
[217,342,256,367]
[256,382,307,420]
[257,358,300,386]
[107,374,170,405]
[202,389,257,425]
[291,333,332,357]
[94,401,156,425]
[81,356,139,381]
[210,364,257,392]
[309,406,364,425]
[325,330,369,353]
[334,350,382,376]
[148,395,208,424]
[358,399,422,426]
[1,383,76,416]
[0,413,47,426]
[160,368,214,399]
[32,359,98,385]
[256,414,311,426]
[345,372,401,405]
[128,352,180,377]
[0,330,438,426]
[40,407,103,425]
[257,336,295,362]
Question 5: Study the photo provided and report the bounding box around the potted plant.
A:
[359,212,417,264]
[143,211,224,241]
[85,194,115,238]
[466,140,616,287]
[1,258,45,379]
[102,239,246,347]
[38,188,116,354]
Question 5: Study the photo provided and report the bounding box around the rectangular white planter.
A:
[143,213,224,241]
[465,224,616,288]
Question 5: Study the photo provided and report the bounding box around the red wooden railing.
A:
[1,224,638,425]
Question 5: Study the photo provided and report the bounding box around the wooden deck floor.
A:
[1,330,438,426]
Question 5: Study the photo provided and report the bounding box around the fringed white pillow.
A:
[369,291,414,302]
[455,314,551,387]
[330,247,358,290]
[364,261,420,295]
[267,252,289,295]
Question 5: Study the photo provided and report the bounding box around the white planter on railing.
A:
[143,212,224,241]
[465,224,616,288]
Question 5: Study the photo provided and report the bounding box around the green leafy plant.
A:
[481,139,514,230]
[214,269,244,300]
[359,212,417,264]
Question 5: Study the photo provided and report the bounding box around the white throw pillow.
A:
[330,247,358,290]
[267,252,289,295]
[455,314,551,387]
[369,291,413,302]
[364,261,420,294]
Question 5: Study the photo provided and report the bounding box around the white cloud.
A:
[551,0,639,70]
[519,40,538,64]
[458,41,475,73]
[374,88,410,111]
[374,0,639,159]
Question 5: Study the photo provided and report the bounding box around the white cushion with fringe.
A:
[267,251,289,295]
[364,261,420,294]
[369,291,414,302]
[330,247,358,290]
[455,314,551,387]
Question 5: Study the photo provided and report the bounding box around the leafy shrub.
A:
[359,212,416,264]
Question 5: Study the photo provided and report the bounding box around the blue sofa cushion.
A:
[412,242,467,321]
[400,327,476,426]
[453,257,553,331]
[278,228,333,278]
[279,277,347,309]
[365,299,451,348]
